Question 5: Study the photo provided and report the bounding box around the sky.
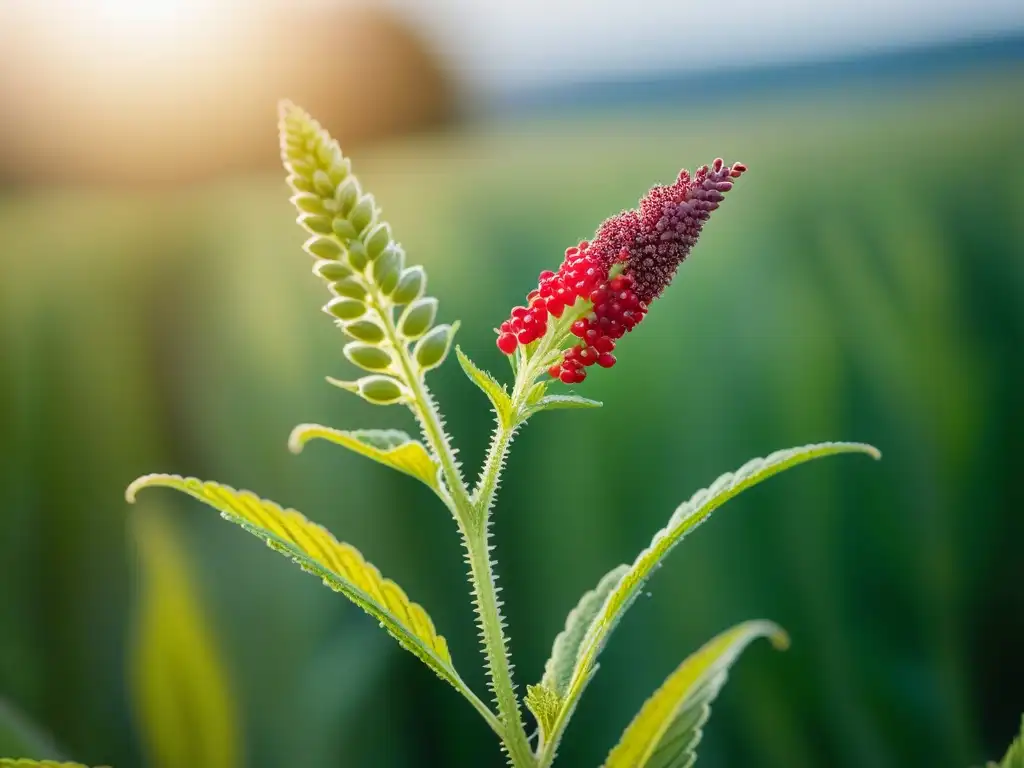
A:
[383,0,1024,95]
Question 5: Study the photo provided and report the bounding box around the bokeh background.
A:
[1,1,1022,766]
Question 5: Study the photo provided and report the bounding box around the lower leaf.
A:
[125,475,498,733]
[542,441,879,761]
[603,620,787,768]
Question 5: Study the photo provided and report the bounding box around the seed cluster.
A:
[496,241,615,355]
[496,158,745,385]
[552,270,645,383]
[603,158,747,305]
[280,102,457,403]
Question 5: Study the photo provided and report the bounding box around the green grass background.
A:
[1,68,1022,767]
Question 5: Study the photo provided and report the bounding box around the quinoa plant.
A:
[4,104,883,768]
[127,103,879,767]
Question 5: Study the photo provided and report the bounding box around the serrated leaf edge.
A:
[540,564,629,697]
[536,394,603,412]
[125,474,499,734]
[541,441,879,763]
[455,346,513,427]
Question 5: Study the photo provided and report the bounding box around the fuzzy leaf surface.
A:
[525,684,561,745]
[603,620,787,768]
[533,394,603,413]
[288,425,441,494]
[125,475,485,718]
[455,346,512,426]
[546,442,880,757]
[130,512,240,768]
[541,565,629,697]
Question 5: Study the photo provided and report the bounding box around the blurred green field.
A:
[1,68,1022,767]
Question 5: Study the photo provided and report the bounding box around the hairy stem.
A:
[471,416,517,515]
[463,308,591,763]
[373,297,534,766]
[462,517,534,765]
[472,314,570,511]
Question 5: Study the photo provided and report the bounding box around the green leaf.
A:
[124,475,496,731]
[455,346,512,426]
[526,565,627,745]
[545,442,880,758]
[541,565,629,698]
[130,511,241,768]
[603,621,788,768]
[525,684,561,745]
[288,425,441,494]
[531,394,603,414]
[0,761,104,767]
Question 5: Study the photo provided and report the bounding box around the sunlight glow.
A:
[59,0,227,57]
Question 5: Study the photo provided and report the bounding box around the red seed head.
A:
[497,161,745,384]
[497,332,518,355]
[590,159,746,304]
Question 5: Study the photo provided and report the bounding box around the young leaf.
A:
[544,442,880,759]
[525,684,561,745]
[603,621,788,768]
[288,425,442,495]
[0,761,103,768]
[130,512,241,768]
[540,395,602,410]
[455,346,512,426]
[530,394,603,415]
[525,566,628,745]
[124,475,496,731]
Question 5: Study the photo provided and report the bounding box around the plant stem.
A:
[472,320,565,511]
[374,298,535,766]
[462,516,535,765]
